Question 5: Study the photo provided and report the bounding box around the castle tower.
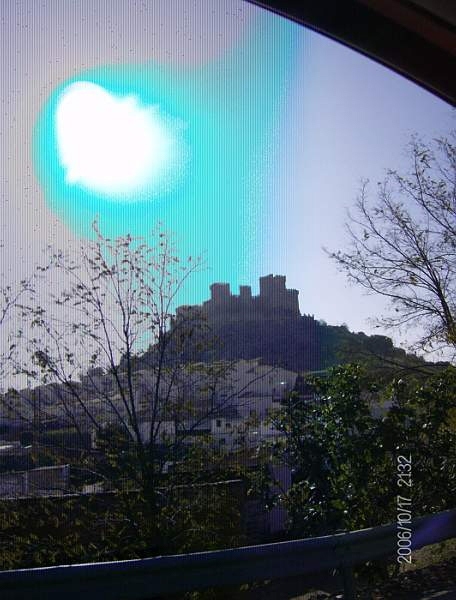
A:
[286,288,300,316]
[257,275,300,316]
[210,283,230,302]
[239,285,252,300]
[259,274,284,298]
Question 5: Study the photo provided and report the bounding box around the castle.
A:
[140,275,411,373]
[175,274,306,324]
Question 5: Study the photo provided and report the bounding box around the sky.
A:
[1,0,454,367]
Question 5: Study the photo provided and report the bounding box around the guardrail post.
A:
[340,565,356,600]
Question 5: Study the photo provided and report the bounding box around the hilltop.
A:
[137,275,429,374]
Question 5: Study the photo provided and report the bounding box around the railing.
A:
[1,508,455,600]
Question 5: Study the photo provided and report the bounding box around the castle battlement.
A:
[175,275,301,325]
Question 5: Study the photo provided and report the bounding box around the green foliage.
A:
[269,364,456,538]
[0,481,246,570]
[1,425,248,570]
[383,367,456,514]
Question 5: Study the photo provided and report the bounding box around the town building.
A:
[0,464,70,498]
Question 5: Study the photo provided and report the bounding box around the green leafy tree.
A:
[0,476,246,570]
[268,364,456,538]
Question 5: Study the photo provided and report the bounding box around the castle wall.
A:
[180,275,301,325]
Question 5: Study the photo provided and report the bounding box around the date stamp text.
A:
[396,454,412,564]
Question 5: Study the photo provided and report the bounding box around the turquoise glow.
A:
[32,15,300,305]
[55,81,187,201]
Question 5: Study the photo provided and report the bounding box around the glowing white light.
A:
[55,82,182,199]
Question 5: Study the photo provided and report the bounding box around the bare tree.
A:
[328,133,456,357]
[14,223,274,513]
[17,225,195,487]
[0,244,35,389]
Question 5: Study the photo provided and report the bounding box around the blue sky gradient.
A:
[1,0,453,358]
[32,11,300,305]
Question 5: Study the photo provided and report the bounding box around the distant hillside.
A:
[137,275,428,374]
[177,316,425,373]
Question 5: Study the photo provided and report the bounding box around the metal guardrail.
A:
[1,508,455,600]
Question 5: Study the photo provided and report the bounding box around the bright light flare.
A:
[55,82,183,199]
